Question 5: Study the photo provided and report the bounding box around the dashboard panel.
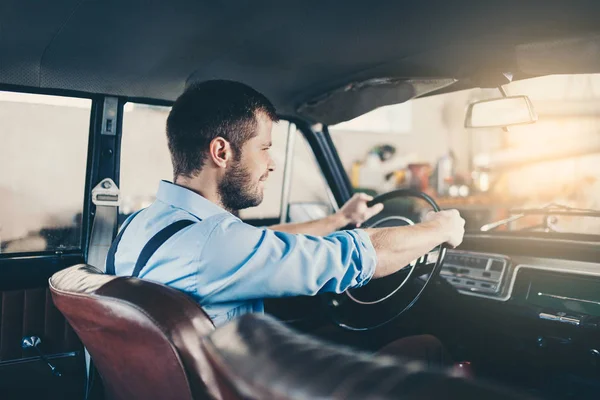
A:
[441,249,600,328]
[440,250,511,299]
[512,268,600,327]
[433,242,600,398]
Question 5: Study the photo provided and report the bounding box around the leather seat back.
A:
[49,264,219,400]
[203,314,532,400]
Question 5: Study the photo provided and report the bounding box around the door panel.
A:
[0,90,95,398]
[0,255,85,399]
[0,288,81,362]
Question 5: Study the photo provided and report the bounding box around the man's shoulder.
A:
[129,203,265,248]
[202,212,261,236]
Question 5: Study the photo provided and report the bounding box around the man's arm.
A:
[366,210,465,278]
[196,209,464,303]
[269,193,384,236]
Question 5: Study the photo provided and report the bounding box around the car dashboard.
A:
[436,246,600,398]
[441,249,600,330]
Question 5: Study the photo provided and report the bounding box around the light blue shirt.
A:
[114,181,377,326]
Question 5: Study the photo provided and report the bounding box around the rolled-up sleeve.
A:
[196,216,377,303]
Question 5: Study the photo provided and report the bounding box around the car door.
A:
[0,90,93,399]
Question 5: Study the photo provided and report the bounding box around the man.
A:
[111,80,464,362]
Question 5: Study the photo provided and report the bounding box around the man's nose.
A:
[268,157,276,172]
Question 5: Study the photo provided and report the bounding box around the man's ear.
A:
[208,137,233,168]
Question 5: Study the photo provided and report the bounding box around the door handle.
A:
[21,336,62,377]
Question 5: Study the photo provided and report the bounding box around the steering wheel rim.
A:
[326,189,447,331]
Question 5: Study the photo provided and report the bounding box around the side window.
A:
[237,121,288,220]
[120,103,173,219]
[286,131,335,223]
[0,91,91,254]
[120,110,332,223]
[121,107,289,221]
[239,124,335,223]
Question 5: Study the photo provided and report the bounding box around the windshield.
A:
[329,73,600,236]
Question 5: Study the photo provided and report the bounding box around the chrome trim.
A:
[439,271,499,284]
[366,216,415,228]
[456,259,600,303]
[539,312,581,326]
[346,263,417,305]
[441,250,510,299]
[464,233,600,247]
[539,312,561,321]
[0,351,79,366]
[560,316,581,326]
[480,214,525,232]
[536,292,600,306]
[279,123,297,224]
[502,263,600,302]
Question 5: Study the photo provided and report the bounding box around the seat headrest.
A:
[50,264,117,294]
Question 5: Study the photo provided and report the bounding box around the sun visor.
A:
[297,78,457,125]
[517,35,600,75]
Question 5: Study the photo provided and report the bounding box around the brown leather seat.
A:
[50,264,530,400]
[49,264,220,400]
[203,315,532,400]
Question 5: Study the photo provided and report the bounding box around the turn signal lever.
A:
[21,336,62,377]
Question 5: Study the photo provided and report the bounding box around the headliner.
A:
[2,1,600,121]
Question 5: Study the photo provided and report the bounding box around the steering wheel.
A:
[324,189,447,331]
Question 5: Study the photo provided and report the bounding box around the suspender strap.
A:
[105,209,197,277]
[105,210,143,275]
[130,220,195,278]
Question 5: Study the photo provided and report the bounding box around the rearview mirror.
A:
[465,95,537,128]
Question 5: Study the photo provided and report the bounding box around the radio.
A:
[440,251,509,296]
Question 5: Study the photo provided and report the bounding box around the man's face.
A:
[218,112,275,211]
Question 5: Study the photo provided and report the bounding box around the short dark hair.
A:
[166,80,278,178]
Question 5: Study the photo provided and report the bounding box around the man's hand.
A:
[424,210,465,248]
[339,193,385,228]
[269,193,384,236]
[366,209,465,278]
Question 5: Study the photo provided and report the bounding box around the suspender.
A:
[105,210,143,275]
[105,210,197,277]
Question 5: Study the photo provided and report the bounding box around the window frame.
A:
[290,118,353,207]
[0,85,99,260]
[278,122,340,224]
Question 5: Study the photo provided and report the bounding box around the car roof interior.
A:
[3,0,600,122]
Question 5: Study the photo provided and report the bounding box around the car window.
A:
[120,103,172,219]
[120,106,293,221]
[285,131,334,222]
[330,73,600,235]
[0,91,91,254]
[237,121,288,220]
[239,124,334,222]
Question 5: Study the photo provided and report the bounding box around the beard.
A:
[218,158,265,213]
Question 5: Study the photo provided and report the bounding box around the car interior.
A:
[1,1,600,399]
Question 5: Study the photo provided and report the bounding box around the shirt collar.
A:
[156,180,229,220]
